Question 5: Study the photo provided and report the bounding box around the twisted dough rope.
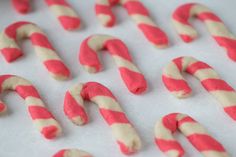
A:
[0,75,62,139]
[45,0,81,30]
[64,82,142,155]
[172,3,236,61]
[11,0,81,31]
[53,149,92,157]
[95,0,169,48]
[155,113,229,157]
[79,34,147,94]
[162,56,236,120]
[11,0,31,14]
[0,21,70,80]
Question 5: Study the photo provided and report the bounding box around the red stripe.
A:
[201,79,234,91]
[117,140,136,155]
[58,16,80,30]
[162,75,191,95]
[180,34,194,43]
[162,113,178,132]
[198,12,222,22]
[155,139,184,155]
[119,68,147,94]
[30,33,55,50]
[64,92,88,123]
[186,61,212,75]
[0,75,14,91]
[100,108,129,125]
[1,48,23,62]
[123,1,149,16]
[41,125,59,139]
[12,0,31,14]
[29,106,54,119]
[187,134,226,152]
[138,24,168,46]
[172,3,194,24]
[173,57,184,71]
[105,39,132,61]
[5,21,30,38]
[224,106,236,121]
[44,60,70,77]
[81,82,116,100]
[15,85,41,99]
[0,103,6,112]
[53,150,66,157]
[95,5,115,27]
[178,116,196,126]
[45,0,70,7]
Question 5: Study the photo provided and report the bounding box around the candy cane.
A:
[0,21,70,80]
[162,56,236,120]
[11,0,31,14]
[64,82,142,155]
[53,149,92,157]
[95,0,169,48]
[0,75,62,139]
[45,0,81,31]
[155,113,229,157]
[172,3,236,61]
[79,34,147,94]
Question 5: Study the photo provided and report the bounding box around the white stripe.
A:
[91,96,123,112]
[113,55,140,73]
[130,14,156,26]
[202,151,229,157]
[154,121,175,140]
[64,149,92,157]
[88,35,114,51]
[179,122,208,137]
[210,90,236,107]
[172,20,197,38]
[96,0,110,5]
[25,97,45,107]
[34,46,61,61]
[1,76,32,91]
[0,33,19,49]
[194,69,220,80]
[49,5,79,17]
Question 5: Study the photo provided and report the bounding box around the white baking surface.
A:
[0,0,236,157]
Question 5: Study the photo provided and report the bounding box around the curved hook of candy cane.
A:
[95,0,169,48]
[0,21,70,81]
[53,149,93,157]
[45,0,81,31]
[162,56,236,120]
[172,3,236,61]
[0,75,62,139]
[64,82,142,155]
[154,113,229,157]
[11,0,31,14]
[79,34,147,95]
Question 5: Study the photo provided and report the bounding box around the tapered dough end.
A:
[172,90,192,99]
[59,16,81,31]
[117,139,142,155]
[0,103,7,114]
[12,0,31,14]
[83,66,99,74]
[41,125,62,140]
[154,44,169,49]
[53,149,93,157]
[71,116,87,126]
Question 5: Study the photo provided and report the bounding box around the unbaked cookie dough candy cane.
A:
[0,75,62,139]
[45,0,81,31]
[11,0,31,14]
[95,0,169,48]
[53,149,93,157]
[79,34,147,94]
[162,56,236,120]
[172,3,236,61]
[0,21,70,80]
[155,113,229,157]
[64,82,142,155]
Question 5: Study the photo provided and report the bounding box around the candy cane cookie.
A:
[11,0,31,14]
[0,21,70,80]
[45,0,81,31]
[172,3,236,61]
[0,75,62,139]
[162,56,236,120]
[79,34,147,94]
[155,113,229,157]
[95,0,169,48]
[53,149,93,157]
[64,82,142,155]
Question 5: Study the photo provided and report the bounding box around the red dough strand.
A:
[162,56,236,120]
[95,0,169,48]
[11,0,31,14]
[155,113,229,157]
[0,75,61,139]
[64,82,142,155]
[172,3,236,61]
[0,21,70,80]
[53,149,92,157]
[79,34,147,94]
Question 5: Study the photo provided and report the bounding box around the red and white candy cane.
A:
[11,0,31,14]
[0,21,70,80]
[79,34,147,94]
[45,0,81,30]
[162,56,236,120]
[0,75,62,139]
[95,0,169,48]
[53,149,92,157]
[155,113,229,157]
[172,3,236,61]
[64,82,142,155]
